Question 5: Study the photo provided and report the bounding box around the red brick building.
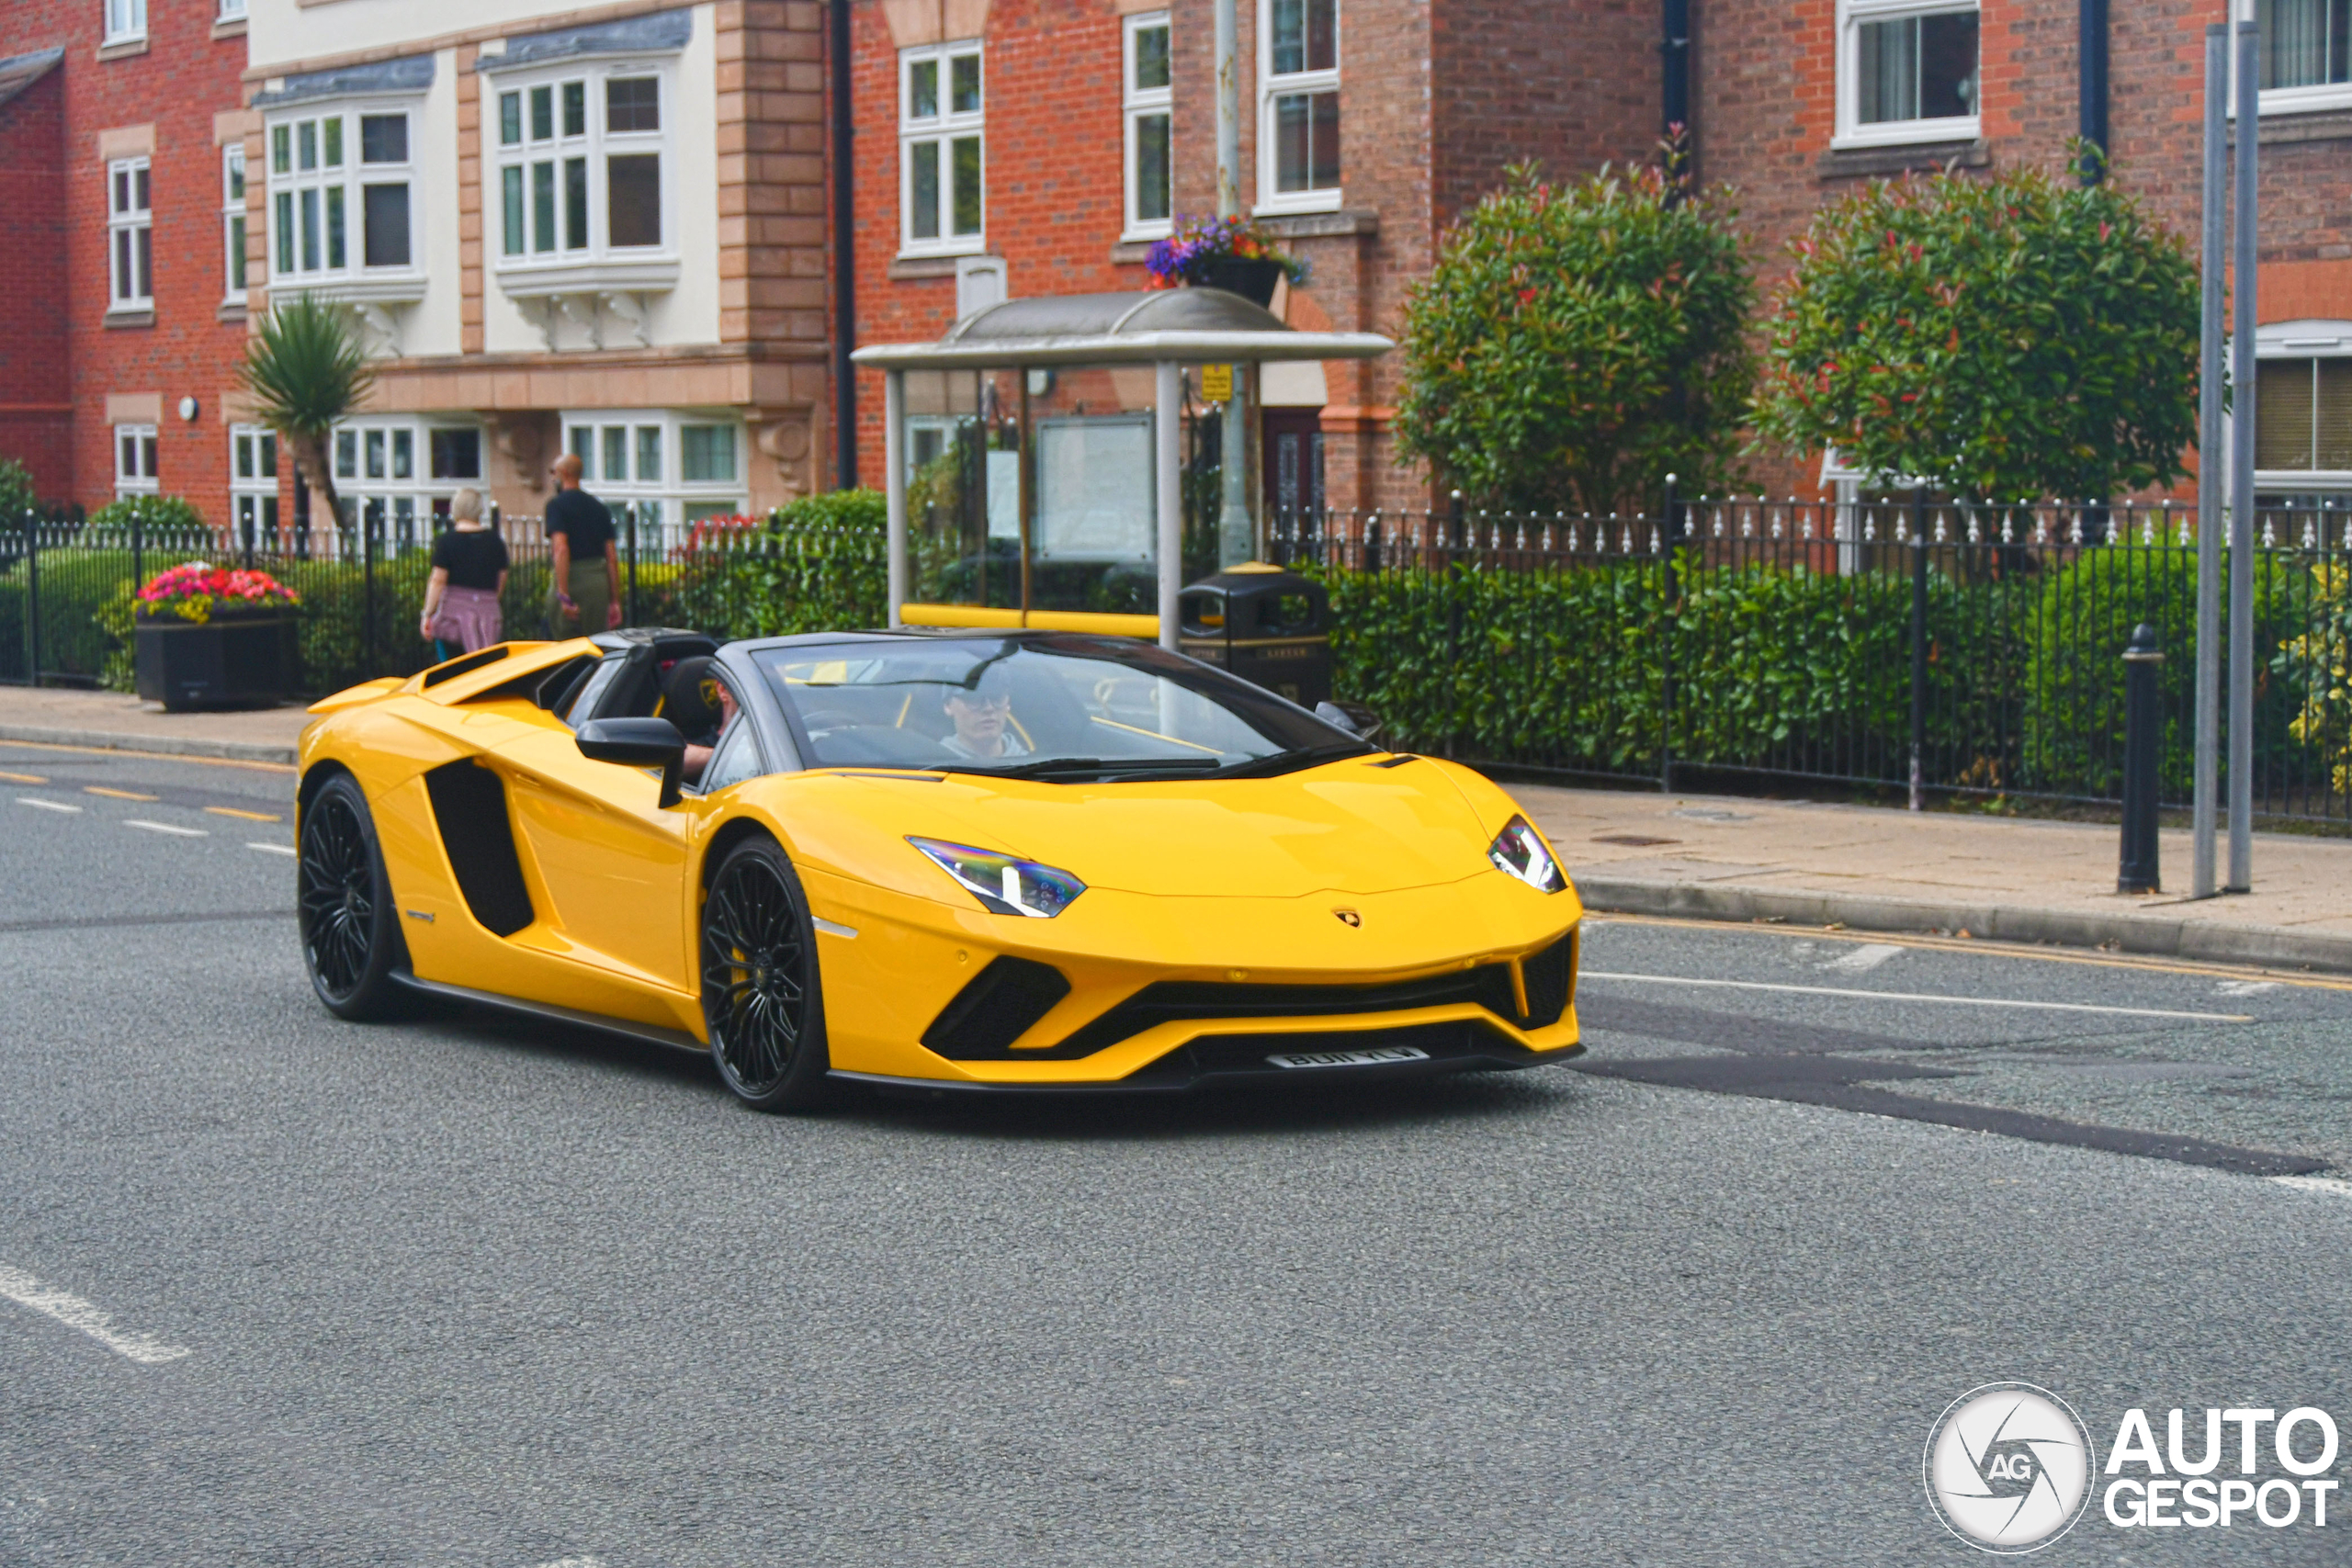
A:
[1683,0,2350,500]
[0,2,255,521]
[843,0,1660,520]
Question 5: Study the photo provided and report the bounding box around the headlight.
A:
[908,837,1087,919]
[1487,815,1567,893]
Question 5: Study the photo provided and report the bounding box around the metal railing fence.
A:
[1265,492,2352,830]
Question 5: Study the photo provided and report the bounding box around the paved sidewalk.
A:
[1510,781,2352,973]
[0,684,308,764]
[9,682,2350,971]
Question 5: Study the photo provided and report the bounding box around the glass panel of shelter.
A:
[902,363,1248,619]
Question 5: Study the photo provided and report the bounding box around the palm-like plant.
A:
[234,293,374,529]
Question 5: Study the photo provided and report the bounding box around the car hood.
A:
[792,757,1510,898]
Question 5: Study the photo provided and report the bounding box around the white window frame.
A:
[107,157,151,312]
[230,424,280,540]
[1834,0,1982,150]
[2245,321,2352,493]
[491,61,677,279]
[2252,0,2352,116]
[1257,0,1340,215]
[1123,13,1173,241]
[103,0,144,46]
[114,423,158,500]
[898,40,986,258]
[222,144,249,302]
[265,100,424,289]
[560,410,748,551]
[332,416,485,547]
[217,0,246,18]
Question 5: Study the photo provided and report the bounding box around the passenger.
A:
[940,673,1031,761]
[664,657,741,785]
[418,488,508,658]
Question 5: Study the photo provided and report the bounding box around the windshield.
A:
[750,636,1365,779]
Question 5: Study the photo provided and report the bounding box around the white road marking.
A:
[536,1558,609,1568]
[247,842,298,856]
[2271,1176,2352,1201]
[122,820,208,838]
[0,1264,190,1364]
[1577,971,2248,1021]
[17,797,81,814]
[1820,942,1903,973]
[2216,979,2279,997]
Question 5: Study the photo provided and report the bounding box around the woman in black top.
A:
[420,489,511,659]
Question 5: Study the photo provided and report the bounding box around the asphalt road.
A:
[4,739,2350,1566]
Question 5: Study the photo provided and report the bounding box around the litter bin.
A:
[1178,563,1331,707]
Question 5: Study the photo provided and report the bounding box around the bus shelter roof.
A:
[848,288,1393,370]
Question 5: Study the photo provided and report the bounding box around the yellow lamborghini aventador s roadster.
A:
[295,627,1583,1110]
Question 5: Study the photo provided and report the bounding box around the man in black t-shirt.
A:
[546,452,621,636]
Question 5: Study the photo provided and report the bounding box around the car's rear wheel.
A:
[299,773,408,1021]
[701,835,833,1111]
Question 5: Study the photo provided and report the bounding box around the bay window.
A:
[1838,0,1979,145]
[1260,0,1339,210]
[266,103,419,284]
[107,158,151,312]
[1124,14,1172,240]
[561,411,746,548]
[494,66,670,267]
[899,41,984,255]
[2256,354,2352,477]
[333,418,484,548]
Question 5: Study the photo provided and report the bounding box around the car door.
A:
[494,722,697,996]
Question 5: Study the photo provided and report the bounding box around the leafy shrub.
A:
[87,494,211,534]
[0,458,37,519]
[1754,149,2199,502]
[1394,150,1756,516]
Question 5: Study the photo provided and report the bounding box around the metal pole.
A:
[2119,624,2165,893]
[2227,17,2258,891]
[625,509,639,627]
[2193,23,2226,899]
[22,510,38,686]
[1215,0,1240,220]
[829,0,856,491]
[1909,487,1929,812]
[883,368,906,627]
[1660,474,1679,794]
[1156,361,1182,651]
[361,506,377,676]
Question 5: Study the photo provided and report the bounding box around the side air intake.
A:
[922,957,1073,1058]
[423,759,536,937]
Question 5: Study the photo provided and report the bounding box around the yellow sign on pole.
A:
[1199,363,1234,403]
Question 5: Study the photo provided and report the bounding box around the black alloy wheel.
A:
[701,835,833,1111]
[298,772,407,1020]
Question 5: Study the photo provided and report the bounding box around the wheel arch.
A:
[699,812,786,893]
[296,757,356,834]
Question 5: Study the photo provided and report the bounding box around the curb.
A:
[0,723,298,768]
[1574,875,2352,976]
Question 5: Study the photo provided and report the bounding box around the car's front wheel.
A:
[298,772,407,1020]
[701,834,833,1111]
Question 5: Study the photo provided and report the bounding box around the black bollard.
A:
[2118,622,2164,894]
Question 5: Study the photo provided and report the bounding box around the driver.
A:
[663,656,740,784]
[940,669,1030,761]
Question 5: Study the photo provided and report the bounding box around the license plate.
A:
[1265,1045,1431,1070]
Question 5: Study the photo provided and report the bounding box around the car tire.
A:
[298,772,410,1021]
[701,833,834,1112]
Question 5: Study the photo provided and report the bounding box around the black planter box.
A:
[134,613,299,710]
[1195,257,1285,307]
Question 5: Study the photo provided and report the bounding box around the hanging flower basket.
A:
[1145,216,1311,306]
[132,562,301,710]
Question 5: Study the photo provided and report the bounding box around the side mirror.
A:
[1315,699,1385,743]
[576,716,687,808]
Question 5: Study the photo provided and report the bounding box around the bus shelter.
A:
[850,288,1391,650]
